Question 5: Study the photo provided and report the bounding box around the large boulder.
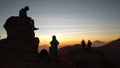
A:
[4,16,35,39]
[0,16,40,68]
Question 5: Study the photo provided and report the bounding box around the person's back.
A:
[50,40,59,47]
[87,40,92,49]
[49,35,59,55]
[81,40,86,49]
[39,49,48,60]
[50,35,59,47]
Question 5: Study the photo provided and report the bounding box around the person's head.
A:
[52,35,56,40]
[88,40,91,42]
[82,39,85,42]
[24,6,29,11]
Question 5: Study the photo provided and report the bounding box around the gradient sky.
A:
[0,0,120,46]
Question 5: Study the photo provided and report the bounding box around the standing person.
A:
[87,40,92,49]
[81,39,86,49]
[49,35,59,55]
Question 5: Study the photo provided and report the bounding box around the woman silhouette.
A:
[49,35,59,55]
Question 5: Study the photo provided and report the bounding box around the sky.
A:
[0,0,120,46]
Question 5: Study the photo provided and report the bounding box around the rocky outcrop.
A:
[0,16,74,68]
[0,16,39,68]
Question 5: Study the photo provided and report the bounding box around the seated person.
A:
[19,6,29,18]
[19,6,38,30]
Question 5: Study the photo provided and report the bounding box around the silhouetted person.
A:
[39,49,49,61]
[87,40,92,49]
[19,6,29,18]
[19,6,38,30]
[31,19,39,30]
[49,35,59,55]
[81,39,86,49]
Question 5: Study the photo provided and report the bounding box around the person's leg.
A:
[31,19,39,30]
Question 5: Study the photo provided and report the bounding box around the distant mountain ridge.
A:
[38,45,49,52]
[104,38,120,48]
[59,44,112,68]
[59,44,82,55]
[92,40,106,47]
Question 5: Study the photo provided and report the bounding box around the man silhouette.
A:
[87,40,92,49]
[19,6,38,30]
[19,6,29,18]
[81,39,86,49]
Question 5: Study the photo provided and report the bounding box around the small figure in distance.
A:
[87,40,92,50]
[19,6,29,18]
[81,39,86,49]
[49,35,59,56]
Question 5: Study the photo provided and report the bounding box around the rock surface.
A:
[0,16,73,68]
[0,16,39,68]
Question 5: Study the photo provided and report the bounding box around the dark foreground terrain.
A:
[59,46,113,68]
[0,16,120,68]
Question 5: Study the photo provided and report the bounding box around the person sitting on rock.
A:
[19,6,38,30]
[19,6,29,18]
[31,19,39,30]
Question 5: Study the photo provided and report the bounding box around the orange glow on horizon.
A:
[37,33,120,47]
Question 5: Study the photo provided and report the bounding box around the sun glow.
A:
[38,33,65,46]
[38,33,87,46]
[37,32,119,47]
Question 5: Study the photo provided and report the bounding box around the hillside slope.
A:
[59,45,113,68]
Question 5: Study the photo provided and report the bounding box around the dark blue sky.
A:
[0,0,120,45]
